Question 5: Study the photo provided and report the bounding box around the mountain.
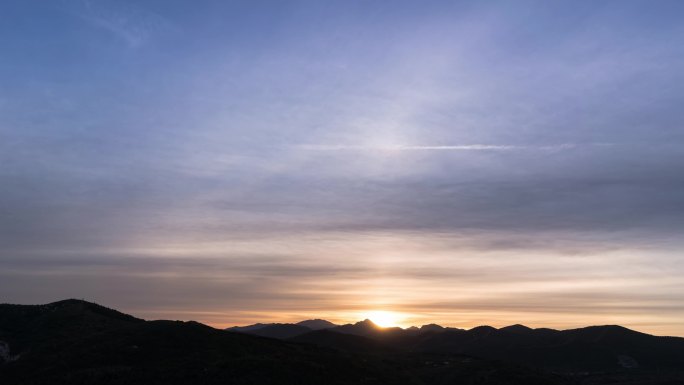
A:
[289,321,684,374]
[3,300,684,384]
[332,319,406,338]
[0,300,580,385]
[227,319,337,338]
[0,300,405,385]
[296,319,337,330]
[411,324,684,372]
[227,315,684,375]
[0,299,144,358]
[420,323,447,333]
[499,324,534,334]
[226,323,271,332]
[241,323,313,339]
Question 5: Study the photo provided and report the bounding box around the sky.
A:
[1,0,684,335]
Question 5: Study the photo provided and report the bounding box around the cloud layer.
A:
[1,0,684,335]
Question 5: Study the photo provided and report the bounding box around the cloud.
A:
[3,242,683,334]
[296,143,613,151]
[70,0,173,47]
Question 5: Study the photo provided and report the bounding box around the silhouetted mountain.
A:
[500,324,534,334]
[332,319,406,340]
[226,323,271,332]
[333,318,381,336]
[420,323,446,333]
[290,320,684,373]
[0,300,408,384]
[296,319,337,330]
[0,299,144,360]
[243,323,313,339]
[3,301,684,384]
[0,300,583,385]
[227,319,336,338]
[227,314,684,377]
[411,324,684,372]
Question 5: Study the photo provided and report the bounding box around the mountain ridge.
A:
[226,313,684,373]
[3,299,684,384]
[228,318,682,340]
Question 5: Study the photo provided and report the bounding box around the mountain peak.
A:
[331,318,384,337]
[39,299,144,323]
[500,324,533,333]
[356,319,384,329]
[296,319,337,330]
[420,323,445,332]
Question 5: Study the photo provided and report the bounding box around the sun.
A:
[364,311,403,328]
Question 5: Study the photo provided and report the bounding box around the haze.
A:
[1,0,684,335]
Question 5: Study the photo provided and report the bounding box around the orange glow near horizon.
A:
[129,304,684,337]
[362,310,406,327]
[14,230,684,337]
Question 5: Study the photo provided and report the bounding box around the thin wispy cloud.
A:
[297,143,614,151]
[68,0,173,47]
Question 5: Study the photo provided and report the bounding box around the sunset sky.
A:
[2,0,684,335]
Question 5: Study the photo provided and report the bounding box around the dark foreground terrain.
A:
[1,300,683,385]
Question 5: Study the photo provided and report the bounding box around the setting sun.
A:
[364,311,404,328]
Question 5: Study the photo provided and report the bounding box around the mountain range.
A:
[228,318,684,373]
[2,299,684,385]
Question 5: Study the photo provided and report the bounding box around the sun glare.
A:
[364,311,403,328]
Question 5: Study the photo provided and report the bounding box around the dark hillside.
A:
[0,299,142,355]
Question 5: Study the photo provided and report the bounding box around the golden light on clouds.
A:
[6,231,684,336]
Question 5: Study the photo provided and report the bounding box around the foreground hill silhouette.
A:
[1,300,683,385]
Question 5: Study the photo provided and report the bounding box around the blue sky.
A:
[2,0,684,333]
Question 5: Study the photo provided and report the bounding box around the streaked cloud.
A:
[67,0,173,47]
[297,143,613,151]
